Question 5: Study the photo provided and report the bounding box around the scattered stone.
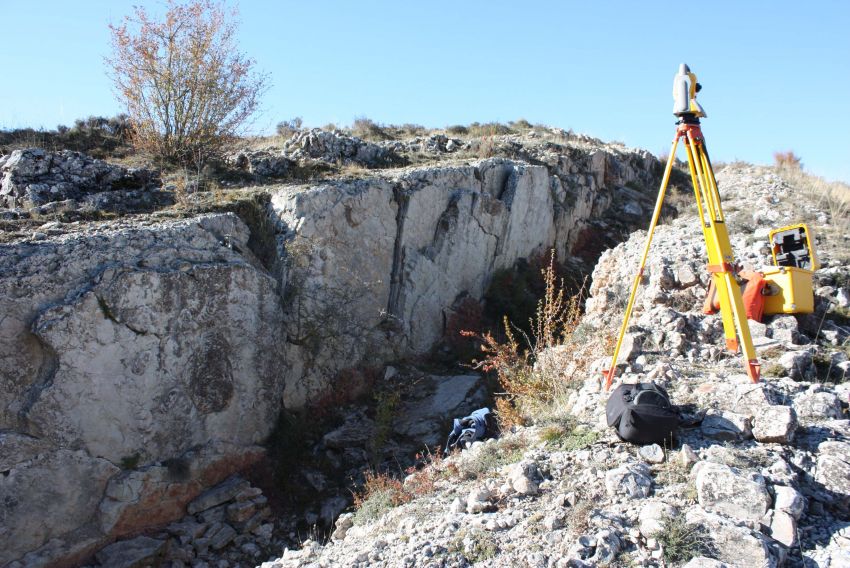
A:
[605,462,652,498]
[794,388,844,423]
[467,487,493,514]
[694,462,771,522]
[779,351,815,381]
[508,460,541,495]
[752,405,798,444]
[773,485,806,520]
[814,441,850,512]
[682,558,732,568]
[639,500,678,536]
[638,444,665,464]
[770,510,798,547]
[679,444,700,468]
[331,513,354,541]
[208,524,237,550]
[701,409,753,441]
[685,507,773,568]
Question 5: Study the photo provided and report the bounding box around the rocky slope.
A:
[257,164,850,568]
[0,130,663,566]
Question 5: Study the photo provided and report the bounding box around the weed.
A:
[567,499,594,536]
[539,415,600,451]
[120,453,141,470]
[465,251,585,426]
[763,363,787,378]
[457,437,525,480]
[656,515,715,565]
[369,389,401,462]
[774,150,802,170]
[352,470,410,526]
[652,458,690,486]
[351,116,392,141]
[449,528,498,563]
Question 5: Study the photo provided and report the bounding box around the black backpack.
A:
[605,382,679,445]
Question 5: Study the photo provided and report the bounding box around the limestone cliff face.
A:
[274,155,659,405]
[0,148,659,564]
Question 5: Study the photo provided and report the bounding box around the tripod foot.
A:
[746,359,761,383]
[603,369,616,391]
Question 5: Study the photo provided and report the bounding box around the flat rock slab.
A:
[187,476,249,515]
[95,536,168,568]
[395,374,485,447]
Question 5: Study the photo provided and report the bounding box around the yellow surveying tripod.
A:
[603,64,761,390]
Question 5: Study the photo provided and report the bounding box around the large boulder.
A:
[0,213,285,562]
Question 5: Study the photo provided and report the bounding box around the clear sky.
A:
[2,0,849,181]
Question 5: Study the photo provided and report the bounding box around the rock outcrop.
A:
[0,138,661,564]
[0,148,160,208]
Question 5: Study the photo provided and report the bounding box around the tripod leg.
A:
[689,140,761,383]
[684,137,739,351]
[604,137,680,390]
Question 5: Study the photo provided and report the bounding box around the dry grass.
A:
[776,165,850,260]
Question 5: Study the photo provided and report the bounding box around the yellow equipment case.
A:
[762,224,819,315]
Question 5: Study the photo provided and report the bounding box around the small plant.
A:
[352,470,410,525]
[539,415,600,450]
[567,499,594,536]
[656,515,715,565]
[446,124,469,136]
[457,437,525,480]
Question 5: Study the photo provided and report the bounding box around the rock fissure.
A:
[386,183,410,318]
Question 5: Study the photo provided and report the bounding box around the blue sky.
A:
[2,0,849,181]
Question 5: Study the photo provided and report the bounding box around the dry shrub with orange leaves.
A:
[351,470,411,525]
[107,0,268,166]
[464,251,585,427]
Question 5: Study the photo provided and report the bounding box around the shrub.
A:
[107,0,268,166]
[276,117,303,138]
[773,150,802,170]
[0,115,132,158]
[351,116,392,141]
[446,124,470,136]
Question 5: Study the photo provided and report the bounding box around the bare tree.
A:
[107,0,268,166]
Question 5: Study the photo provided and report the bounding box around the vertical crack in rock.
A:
[386,183,411,318]
[422,192,461,261]
[15,336,58,429]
